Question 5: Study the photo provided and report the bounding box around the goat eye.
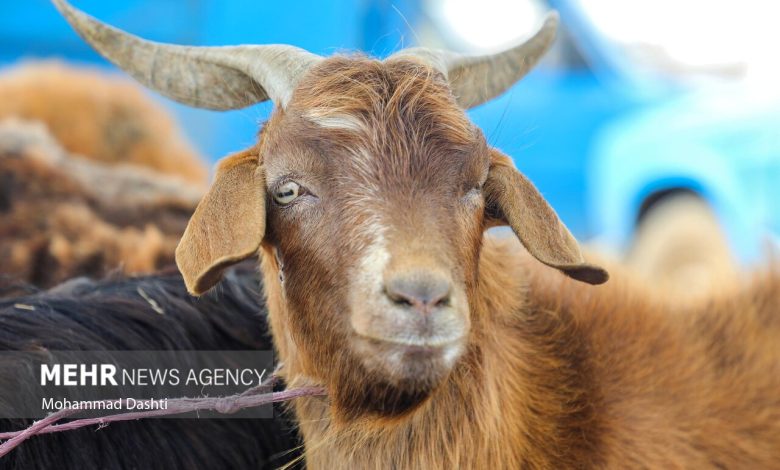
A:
[273,181,300,205]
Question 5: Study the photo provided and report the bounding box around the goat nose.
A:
[384,273,452,314]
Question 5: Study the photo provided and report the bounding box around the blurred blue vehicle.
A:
[463,0,780,263]
[1,0,777,261]
[543,0,780,264]
[590,87,780,264]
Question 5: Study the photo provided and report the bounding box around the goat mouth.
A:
[353,334,465,374]
[354,332,465,349]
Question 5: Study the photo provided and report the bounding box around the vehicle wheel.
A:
[627,192,738,302]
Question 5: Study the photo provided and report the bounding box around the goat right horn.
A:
[52,0,322,110]
[389,12,559,109]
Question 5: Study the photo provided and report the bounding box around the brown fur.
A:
[0,119,201,289]
[0,61,207,186]
[176,57,780,468]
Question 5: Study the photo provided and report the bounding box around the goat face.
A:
[259,58,487,415]
[55,0,607,420]
[174,57,606,418]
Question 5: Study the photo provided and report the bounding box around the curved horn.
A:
[389,12,559,109]
[53,0,321,110]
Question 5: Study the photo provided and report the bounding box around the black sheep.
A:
[0,264,301,470]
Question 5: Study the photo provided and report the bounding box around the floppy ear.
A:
[484,150,608,285]
[175,148,265,295]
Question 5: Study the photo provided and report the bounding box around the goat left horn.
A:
[389,12,559,109]
[52,0,321,110]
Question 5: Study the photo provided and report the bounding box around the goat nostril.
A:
[383,275,452,313]
[384,288,414,307]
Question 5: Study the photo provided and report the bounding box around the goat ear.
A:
[175,149,265,295]
[484,150,608,285]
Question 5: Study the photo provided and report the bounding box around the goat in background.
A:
[0,61,207,186]
[0,62,210,289]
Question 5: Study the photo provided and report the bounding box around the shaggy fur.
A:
[181,57,780,468]
[0,119,202,289]
[0,264,301,470]
[0,61,207,186]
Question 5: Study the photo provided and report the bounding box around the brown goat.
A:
[0,119,201,289]
[57,1,780,467]
[0,61,208,186]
